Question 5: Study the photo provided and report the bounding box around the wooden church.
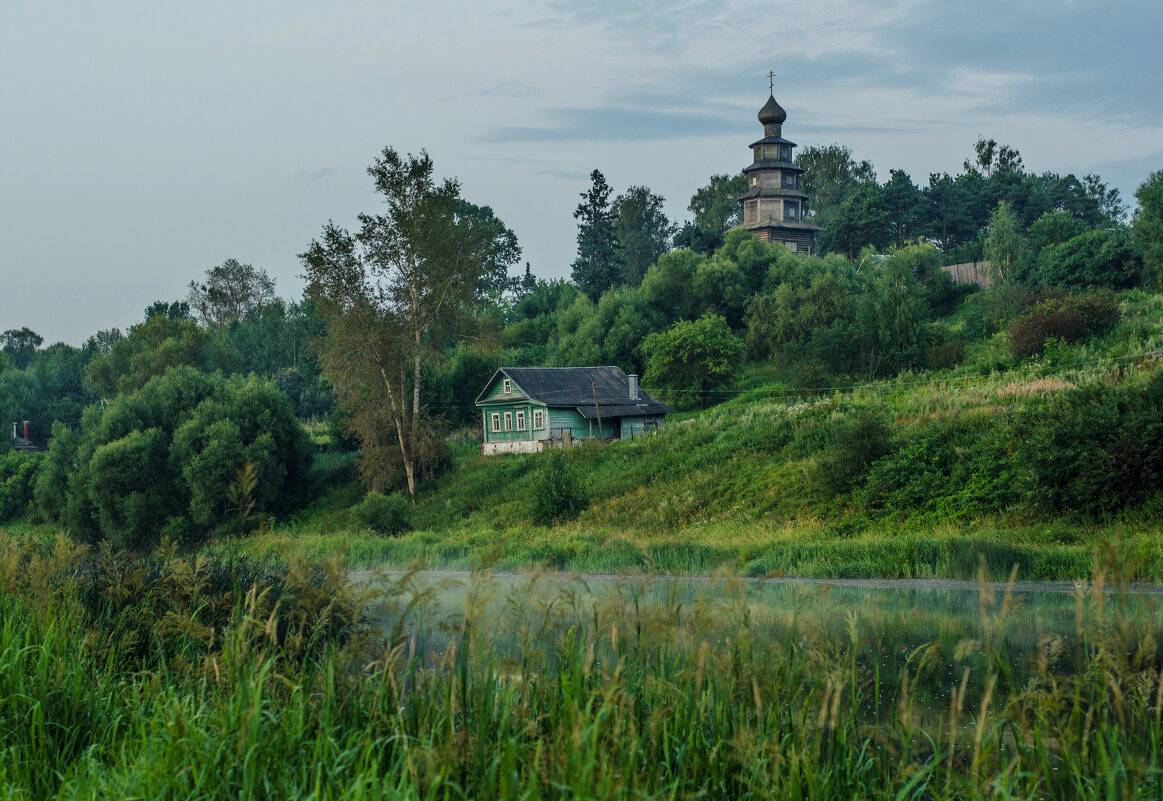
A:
[739,81,821,253]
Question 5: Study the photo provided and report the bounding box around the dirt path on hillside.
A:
[349,568,1163,596]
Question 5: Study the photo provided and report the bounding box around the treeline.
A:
[2,140,1162,531]
[1,269,332,451]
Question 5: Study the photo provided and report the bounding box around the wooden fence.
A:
[942,261,993,290]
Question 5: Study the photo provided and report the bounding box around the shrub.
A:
[642,314,745,410]
[927,340,965,370]
[0,452,39,521]
[351,491,412,535]
[530,450,586,525]
[1010,371,1163,515]
[1007,291,1120,358]
[37,367,312,550]
[1032,229,1143,290]
[809,410,894,496]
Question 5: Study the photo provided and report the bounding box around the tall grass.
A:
[3,535,1163,798]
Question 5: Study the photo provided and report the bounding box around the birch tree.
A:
[302,148,492,494]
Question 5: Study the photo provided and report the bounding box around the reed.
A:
[2,535,1162,798]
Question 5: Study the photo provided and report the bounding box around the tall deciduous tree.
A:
[611,185,676,286]
[186,259,277,326]
[571,170,620,299]
[982,201,1029,287]
[1132,170,1163,288]
[1083,173,1128,225]
[822,182,889,257]
[964,137,1024,178]
[454,199,522,298]
[303,148,494,494]
[674,173,748,254]
[1,328,44,370]
[795,144,876,229]
[642,314,745,410]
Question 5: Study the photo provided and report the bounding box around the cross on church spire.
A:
[767,71,775,93]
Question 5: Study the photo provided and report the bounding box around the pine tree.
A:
[571,170,620,299]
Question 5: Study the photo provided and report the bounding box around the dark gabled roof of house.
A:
[475,366,673,417]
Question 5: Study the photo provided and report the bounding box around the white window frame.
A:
[502,378,511,394]
[503,412,512,430]
[533,410,544,429]
[491,413,500,432]
[515,410,525,430]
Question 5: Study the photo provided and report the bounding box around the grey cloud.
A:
[872,0,1163,126]
[482,106,745,143]
[301,167,338,181]
[536,167,592,181]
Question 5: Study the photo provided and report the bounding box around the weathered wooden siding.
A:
[619,416,665,439]
[482,401,549,443]
[480,376,527,403]
[942,261,993,290]
[548,407,591,439]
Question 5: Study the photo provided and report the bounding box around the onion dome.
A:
[758,93,787,125]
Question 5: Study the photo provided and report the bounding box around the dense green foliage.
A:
[571,169,622,299]
[1032,229,1143,289]
[35,368,312,549]
[1133,170,1163,287]
[236,290,1163,580]
[3,140,1160,525]
[351,491,413,535]
[642,314,745,409]
[529,449,585,525]
[0,452,38,521]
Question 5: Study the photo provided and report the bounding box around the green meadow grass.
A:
[217,290,1163,581]
[3,535,1163,799]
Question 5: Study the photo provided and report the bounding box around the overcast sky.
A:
[3,0,1161,345]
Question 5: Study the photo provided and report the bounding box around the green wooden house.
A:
[475,366,673,455]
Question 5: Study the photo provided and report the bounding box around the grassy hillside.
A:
[219,290,1163,580]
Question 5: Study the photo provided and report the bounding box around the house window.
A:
[502,378,511,394]
[503,412,512,430]
[516,411,525,430]
[533,410,544,429]
[491,413,500,432]
[783,200,799,222]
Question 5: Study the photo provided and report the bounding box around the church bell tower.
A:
[739,76,820,253]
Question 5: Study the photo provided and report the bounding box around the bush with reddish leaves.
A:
[1007,292,1120,358]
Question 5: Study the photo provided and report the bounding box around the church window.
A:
[782,172,796,188]
[779,144,792,161]
[783,200,799,221]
